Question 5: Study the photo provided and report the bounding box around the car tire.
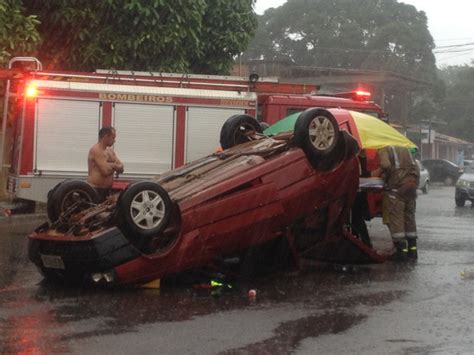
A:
[444,176,454,186]
[117,181,172,250]
[293,108,341,170]
[315,130,359,171]
[220,114,263,150]
[421,181,429,194]
[455,197,466,207]
[342,130,359,161]
[47,180,100,222]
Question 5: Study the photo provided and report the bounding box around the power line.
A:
[436,52,474,63]
[435,42,474,49]
[434,47,474,54]
[435,37,474,42]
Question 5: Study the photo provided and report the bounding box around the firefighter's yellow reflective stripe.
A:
[400,240,408,252]
[409,246,417,251]
[390,146,400,169]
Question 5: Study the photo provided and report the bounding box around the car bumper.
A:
[455,187,474,201]
[28,226,141,285]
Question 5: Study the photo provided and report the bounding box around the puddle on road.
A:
[0,216,415,353]
[220,312,367,355]
[221,289,405,354]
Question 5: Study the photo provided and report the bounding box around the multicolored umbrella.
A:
[263,110,417,150]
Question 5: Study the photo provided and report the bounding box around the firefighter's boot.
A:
[407,237,418,260]
[391,239,408,261]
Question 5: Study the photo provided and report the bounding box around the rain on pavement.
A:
[0,185,473,354]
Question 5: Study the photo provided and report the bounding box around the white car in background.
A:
[416,160,430,194]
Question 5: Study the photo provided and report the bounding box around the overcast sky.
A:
[254,0,474,67]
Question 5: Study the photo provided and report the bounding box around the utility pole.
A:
[427,115,432,158]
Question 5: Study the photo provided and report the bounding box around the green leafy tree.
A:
[0,0,39,66]
[437,66,474,141]
[22,0,257,73]
[243,0,440,124]
[244,0,435,80]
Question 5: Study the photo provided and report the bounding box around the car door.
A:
[432,160,444,181]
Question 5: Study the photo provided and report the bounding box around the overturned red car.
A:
[28,107,377,286]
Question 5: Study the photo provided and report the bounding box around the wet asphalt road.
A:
[0,185,473,354]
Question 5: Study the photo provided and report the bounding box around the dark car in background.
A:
[455,165,474,207]
[421,159,463,186]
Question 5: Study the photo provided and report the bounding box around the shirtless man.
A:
[87,127,124,200]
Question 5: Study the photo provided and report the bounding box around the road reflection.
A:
[0,215,418,353]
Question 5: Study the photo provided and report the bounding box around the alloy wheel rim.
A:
[130,190,165,230]
[309,116,335,151]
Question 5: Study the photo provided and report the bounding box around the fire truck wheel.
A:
[220,114,263,150]
[294,108,340,170]
[118,181,172,250]
[47,180,100,223]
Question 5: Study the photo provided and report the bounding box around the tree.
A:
[244,0,436,80]
[242,0,439,124]
[437,66,474,141]
[22,0,257,73]
[0,0,39,66]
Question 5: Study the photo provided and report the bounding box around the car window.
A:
[445,160,457,168]
[422,160,432,168]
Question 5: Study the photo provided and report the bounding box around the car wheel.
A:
[444,177,454,186]
[47,180,100,222]
[315,130,359,171]
[421,181,429,194]
[294,108,341,170]
[118,181,172,250]
[220,114,263,150]
[342,130,359,161]
[455,197,466,207]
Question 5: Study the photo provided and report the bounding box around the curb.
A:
[0,213,47,223]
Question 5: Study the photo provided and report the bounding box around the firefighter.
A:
[371,146,420,261]
[87,127,124,200]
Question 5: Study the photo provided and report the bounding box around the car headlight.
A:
[456,179,470,187]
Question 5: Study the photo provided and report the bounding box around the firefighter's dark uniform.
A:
[378,146,420,260]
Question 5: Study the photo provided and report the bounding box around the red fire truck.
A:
[0,57,384,205]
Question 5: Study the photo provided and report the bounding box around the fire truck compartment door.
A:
[35,99,100,172]
[113,103,174,174]
[185,107,245,163]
